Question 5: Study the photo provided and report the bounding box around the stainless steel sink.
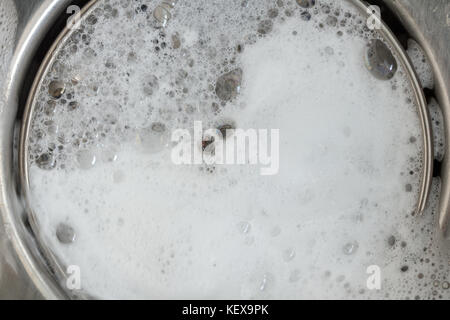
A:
[0,0,449,299]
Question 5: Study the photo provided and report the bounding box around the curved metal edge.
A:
[18,0,99,299]
[351,0,434,217]
[0,0,74,300]
[12,0,435,298]
[383,0,450,235]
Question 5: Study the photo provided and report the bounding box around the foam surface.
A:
[27,0,450,299]
[429,98,445,161]
[407,39,434,90]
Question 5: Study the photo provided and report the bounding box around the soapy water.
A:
[429,98,445,162]
[406,39,434,90]
[24,0,450,299]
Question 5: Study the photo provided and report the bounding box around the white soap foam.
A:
[407,39,434,90]
[26,0,450,299]
[429,98,445,161]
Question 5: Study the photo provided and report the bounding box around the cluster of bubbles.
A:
[429,99,445,161]
[407,39,434,90]
[28,0,392,172]
[381,179,450,300]
[25,0,449,300]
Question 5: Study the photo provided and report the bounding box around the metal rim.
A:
[18,0,99,299]
[0,0,74,300]
[349,0,433,217]
[351,0,434,217]
[383,0,450,233]
[17,0,434,298]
